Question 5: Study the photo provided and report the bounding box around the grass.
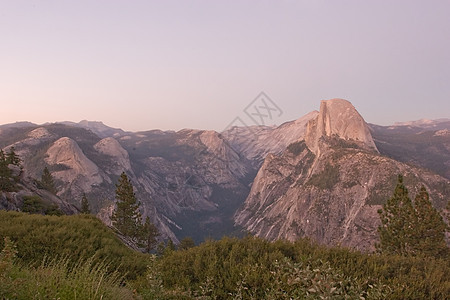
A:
[0,237,134,300]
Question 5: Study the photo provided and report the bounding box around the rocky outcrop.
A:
[305,99,378,154]
[45,137,107,195]
[235,140,449,251]
[235,99,448,251]
[1,105,449,249]
[94,137,132,175]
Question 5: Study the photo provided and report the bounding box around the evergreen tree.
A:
[6,147,22,182]
[412,186,448,258]
[140,216,160,253]
[179,237,195,250]
[0,150,14,192]
[6,147,21,166]
[166,239,176,252]
[378,176,449,258]
[377,175,416,256]
[111,172,142,241]
[80,193,91,214]
[40,167,57,194]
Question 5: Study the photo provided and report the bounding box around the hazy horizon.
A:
[1,1,449,132]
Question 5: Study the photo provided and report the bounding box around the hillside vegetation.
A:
[0,211,149,279]
[1,211,449,299]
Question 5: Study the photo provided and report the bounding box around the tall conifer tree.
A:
[80,193,91,214]
[111,172,142,241]
[40,167,57,194]
[0,150,14,191]
[412,186,448,258]
[377,175,415,255]
[378,176,449,258]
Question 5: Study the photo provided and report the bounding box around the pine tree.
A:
[140,216,160,253]
[40,167,57,194]
[111,172,142,241]
[80,193,91,214]
[5,147,22,182]
[378,176,449,258]
[0,150,14,192]
[377,175,416,256]
[412,186,448,258]
[6,147,21,166]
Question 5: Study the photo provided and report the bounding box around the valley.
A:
[1,99,449,249]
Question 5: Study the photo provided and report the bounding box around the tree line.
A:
[377,175,449,259]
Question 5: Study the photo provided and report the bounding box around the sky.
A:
[1,0,449,132]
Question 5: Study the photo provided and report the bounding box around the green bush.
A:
[132,236,450,299]
[0,211,148,280]
[21,195,63,215]
[1,211,448,299]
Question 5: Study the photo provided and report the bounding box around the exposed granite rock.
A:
[45,137,107,194]
[222,111,318,166]
[305,99,378,154]
[235,140,449,251]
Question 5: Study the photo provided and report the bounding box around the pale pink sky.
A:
[1,0,449,131]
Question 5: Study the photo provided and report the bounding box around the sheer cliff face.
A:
[235,99,449,251]
[305,99,378,154]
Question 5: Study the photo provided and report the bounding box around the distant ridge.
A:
[0,121,37,129]
[393,118,450,127]
[55,120,126,138]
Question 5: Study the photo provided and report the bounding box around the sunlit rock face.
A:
[305,99,378,155]
[1,102,448,249]
[235,99,448,251]
[46,137,106,193]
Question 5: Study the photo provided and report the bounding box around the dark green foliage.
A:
[22,195,63,216]
[80,193,91,214]
[378,176,449,259]
[0,211,449,299]
[287,140,307,156]
[328,136,360,149]
[135,236,449,299]
[140,216,160,253]
[111,172,142,241]
[111,172,160,251]
[307,162,340,190]
[0,211,148,280]
[39,166,57,194]
[0,149,16,192]
[377,175,416,256]
[166,239,176,252]
[179,237,195,250]
[411,186,449,258]
[5,146,21,166]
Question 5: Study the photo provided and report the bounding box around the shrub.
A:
[0,211,148,280]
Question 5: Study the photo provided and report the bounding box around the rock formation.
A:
[235,99,449,251]
[1,100,448,250]
[305,99,378,154]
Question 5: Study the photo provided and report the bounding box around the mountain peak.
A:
[305,99,378,154]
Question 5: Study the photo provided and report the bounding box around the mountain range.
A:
[1,99,449,249]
